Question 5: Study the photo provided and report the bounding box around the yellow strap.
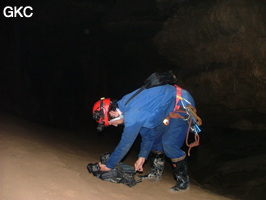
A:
[176,95,183,100]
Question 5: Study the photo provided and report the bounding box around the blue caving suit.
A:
[106,84,195,169]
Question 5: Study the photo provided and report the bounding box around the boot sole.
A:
[168,185,190,192]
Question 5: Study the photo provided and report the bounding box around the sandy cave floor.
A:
[0,113,233,200]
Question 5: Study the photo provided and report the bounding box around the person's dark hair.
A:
[109,100,118,111]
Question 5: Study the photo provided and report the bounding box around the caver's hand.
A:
[134,157,145,172]
[98,163,111,171]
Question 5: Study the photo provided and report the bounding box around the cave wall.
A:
[153,0,266,131]
[151,1,266,199]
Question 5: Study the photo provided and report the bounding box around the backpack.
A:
[125,70,177,105]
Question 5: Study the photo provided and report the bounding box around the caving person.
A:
[92,71,199,191]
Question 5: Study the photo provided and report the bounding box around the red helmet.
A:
[92,97,111,127]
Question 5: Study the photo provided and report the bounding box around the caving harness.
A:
[123,71,202,155]
[163,85,202,156]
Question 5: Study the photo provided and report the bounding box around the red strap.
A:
[173,84,182,111]
[172,85,200,156]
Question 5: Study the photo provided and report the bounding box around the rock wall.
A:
[154,0,266,131]
[152,1,266,199]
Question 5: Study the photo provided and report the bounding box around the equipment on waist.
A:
[163,85,203,156]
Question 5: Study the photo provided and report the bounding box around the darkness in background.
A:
[0,0,175,128]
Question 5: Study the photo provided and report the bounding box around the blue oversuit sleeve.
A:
[106,122,143,169]
[138,127,155,159]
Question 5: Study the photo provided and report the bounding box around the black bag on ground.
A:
[87,153,141,187]
[99,163,140,187]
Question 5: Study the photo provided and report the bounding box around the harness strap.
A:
[166,85,201,156]
[125,86,145,106]
[163,85,182,126]
[173,84,182,111]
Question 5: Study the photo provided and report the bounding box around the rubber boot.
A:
[139,152,165,181]
[169,156,189,191]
